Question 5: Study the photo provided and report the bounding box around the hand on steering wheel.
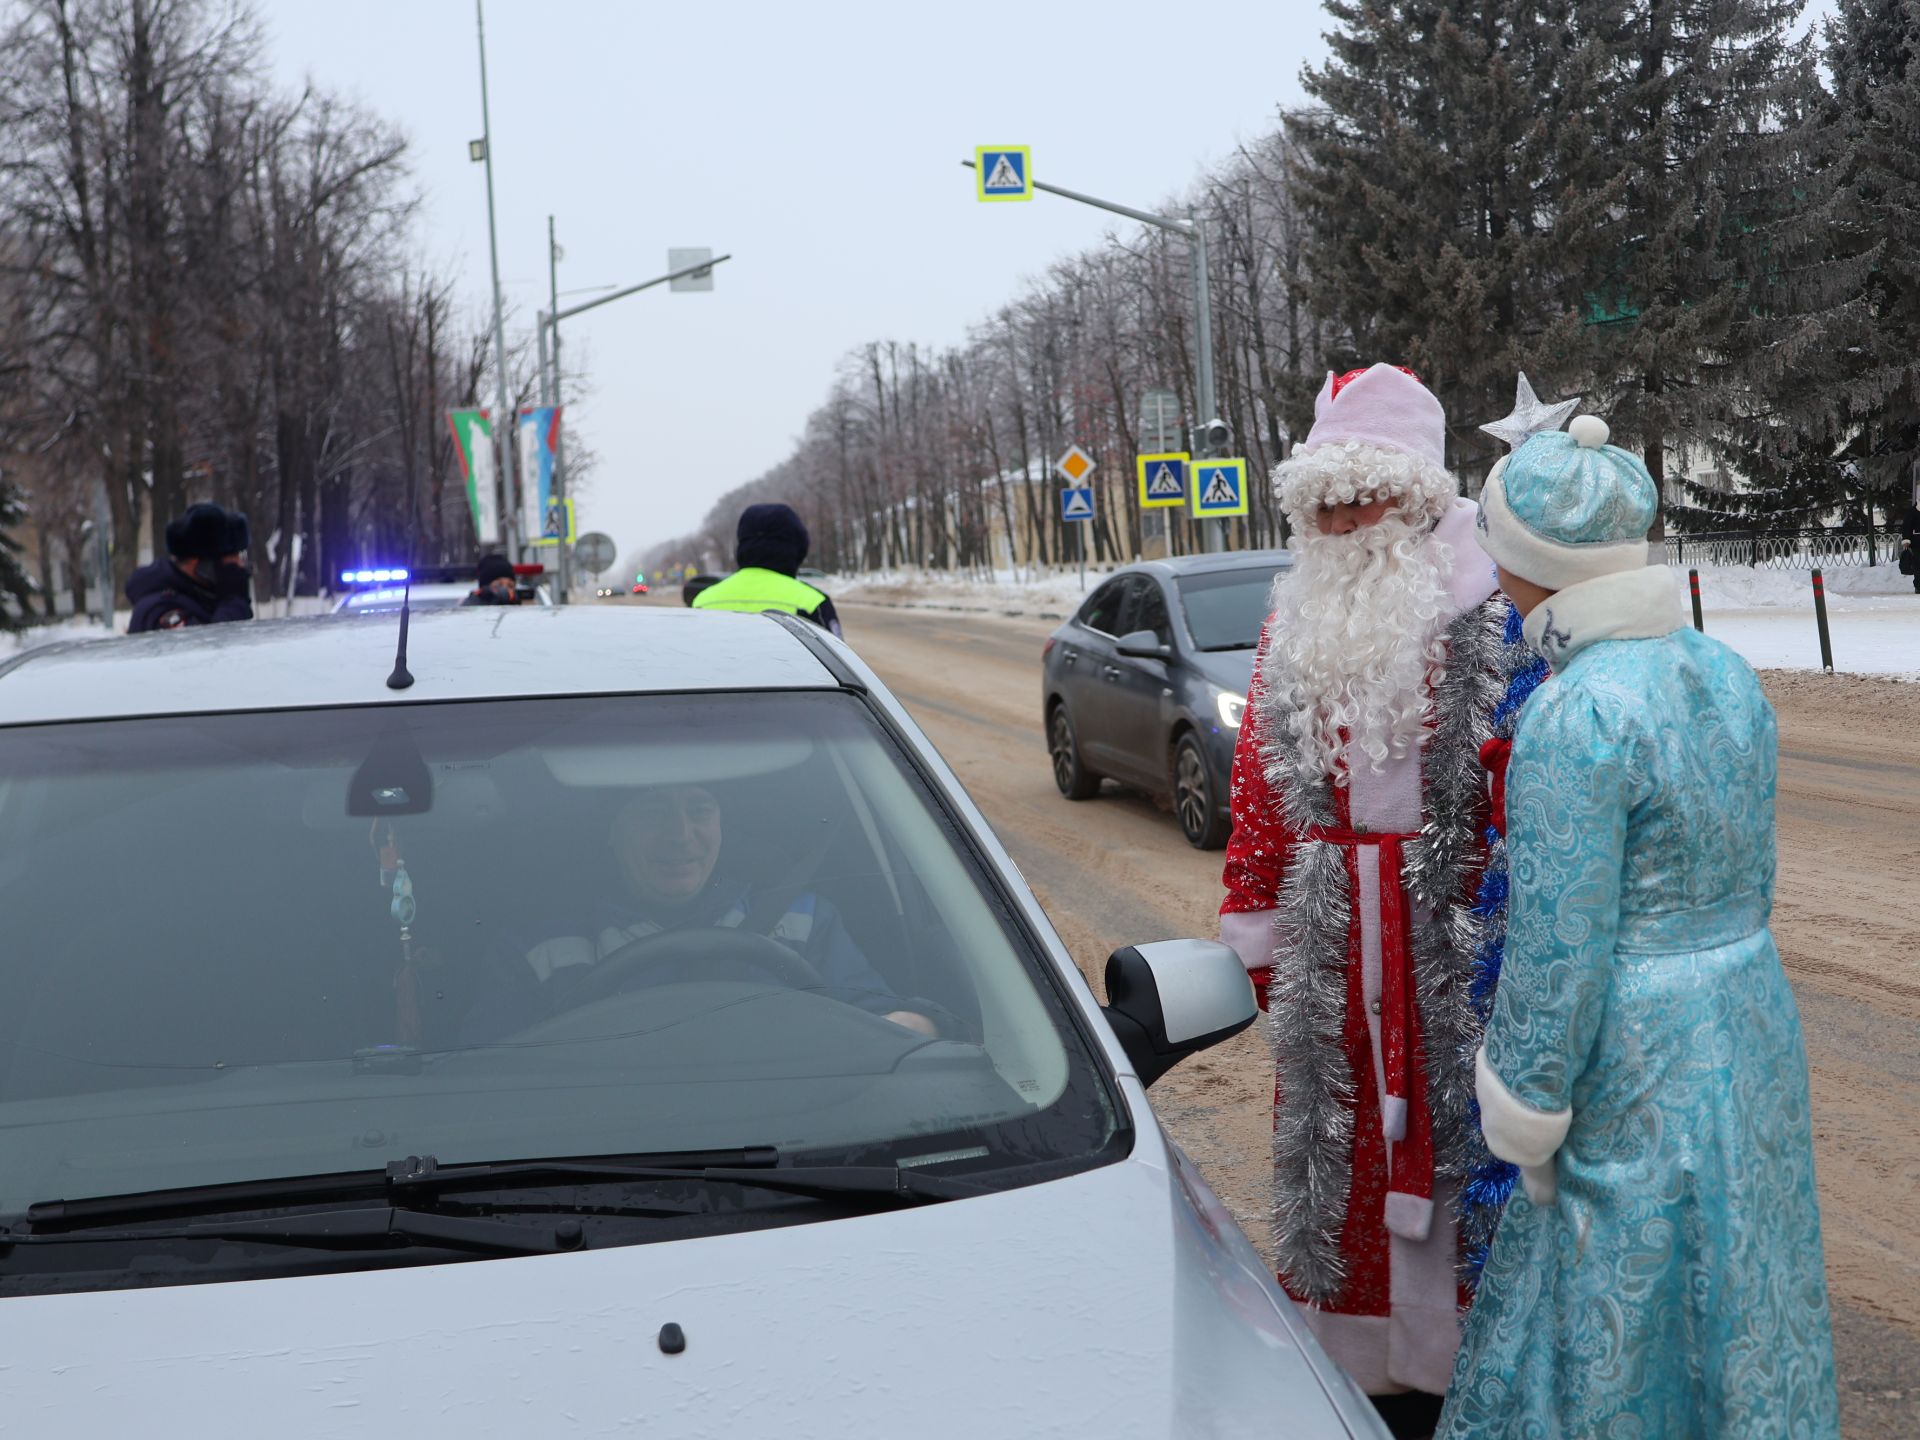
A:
[566,926,825,1007]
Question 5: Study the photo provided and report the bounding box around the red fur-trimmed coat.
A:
[1217,500,1514,1396]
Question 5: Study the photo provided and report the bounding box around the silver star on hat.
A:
[1480,373,1582,451]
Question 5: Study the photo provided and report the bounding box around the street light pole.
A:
[549,253,733,323]
[962,161,1225,552]
[546,215,573,603]
[1188,208,1229,553]
[534,250,734,602]
[474,0,516,559]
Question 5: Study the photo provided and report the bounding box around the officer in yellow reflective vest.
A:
[691,502,842,636]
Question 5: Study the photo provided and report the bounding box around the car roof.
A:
[0,608,838,726]
[1125,549,1293,579]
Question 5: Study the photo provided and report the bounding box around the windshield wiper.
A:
[20,1148,983,1231]
[0,1205,568,1256]
[388,1153,986,1206]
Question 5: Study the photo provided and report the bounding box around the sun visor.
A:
[538,735,817,789]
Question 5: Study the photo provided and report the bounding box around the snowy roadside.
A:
[835,569,1104,623]
[1,596,339,658]
[835,561,1920,680]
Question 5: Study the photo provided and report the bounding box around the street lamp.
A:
[962,159,1231,552]
[538,223,733,603]
[472,0,516,559]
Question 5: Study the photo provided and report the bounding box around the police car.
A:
[0,606,1387,1438]
[332,563,553,613]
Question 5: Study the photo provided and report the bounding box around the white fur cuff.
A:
[1218,910,1279,974]
[1476,1047,1571,1167]
[1383,1191,1434,1241]
[1519,1162,1557,1207]
[1478,469,1650,590]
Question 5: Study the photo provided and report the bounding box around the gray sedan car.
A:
[1043,551,1292,850]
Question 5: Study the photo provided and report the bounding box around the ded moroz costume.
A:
[1217,363,1532,1398]
[1437,416,1841,1438]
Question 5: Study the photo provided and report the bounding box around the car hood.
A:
[1186,647,1257,696]
[1,1153,1376,1439]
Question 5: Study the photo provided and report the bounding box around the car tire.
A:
[1174,732,1230,850]
[1049,703,1101,800]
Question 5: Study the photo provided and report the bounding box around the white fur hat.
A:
[1273,364,1457,529]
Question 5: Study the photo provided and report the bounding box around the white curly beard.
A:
[1265,511,1454,782]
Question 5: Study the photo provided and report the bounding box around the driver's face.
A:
[613,786,722,905]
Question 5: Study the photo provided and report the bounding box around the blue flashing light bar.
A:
[340,567,409,586]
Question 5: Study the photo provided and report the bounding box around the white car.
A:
[0,607,1388,1438]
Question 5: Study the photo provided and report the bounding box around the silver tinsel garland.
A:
[1253,596,1510,1305]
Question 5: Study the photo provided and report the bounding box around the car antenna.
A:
[386,543,416,691]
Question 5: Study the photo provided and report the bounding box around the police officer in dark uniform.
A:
[1900,495,1920,594]
[461,553,520,606]
[125,504,254,633]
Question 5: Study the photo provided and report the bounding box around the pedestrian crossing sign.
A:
[1191,459,1249,518]
[1060,486,1095,522]
[976,146,1032,202]
[1136,451,1190,509]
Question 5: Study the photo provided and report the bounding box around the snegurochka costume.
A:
[1437,417,1840,1438]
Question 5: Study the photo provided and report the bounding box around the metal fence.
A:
[1659,529,1894,571]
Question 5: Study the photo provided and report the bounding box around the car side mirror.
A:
[1114,628,1171,661]
[1101,940,1257,1087]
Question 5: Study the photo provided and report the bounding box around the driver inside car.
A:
[462,785,942,1041]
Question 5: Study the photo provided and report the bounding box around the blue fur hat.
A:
[1478,416,1656,588]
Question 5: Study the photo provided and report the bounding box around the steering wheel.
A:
[565,926,825,1006]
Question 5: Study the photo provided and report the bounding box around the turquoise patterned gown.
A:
[1437,569,1839,1439]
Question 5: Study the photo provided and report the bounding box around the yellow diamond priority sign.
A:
[1055,444,1096,485]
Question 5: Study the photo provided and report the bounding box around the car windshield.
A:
[0,693,1118,1215]
[1177,566,1287,651]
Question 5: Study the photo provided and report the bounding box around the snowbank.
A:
[834,567,1117,621]
[1684,560,1912,609]
[1,595,337,659]
[836,561,1919,680]
[1,615,119,657]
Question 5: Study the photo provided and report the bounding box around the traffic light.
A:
[1196,418,1232,457]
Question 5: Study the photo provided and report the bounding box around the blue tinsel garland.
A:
[1458,603,1550,1289]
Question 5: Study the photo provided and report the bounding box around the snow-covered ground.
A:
[836,560,1920,680]
[0,614,120,657]
[1677,562,1918,678]
[1,595,338,659]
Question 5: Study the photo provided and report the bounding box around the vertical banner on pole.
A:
[519,406,565,545]
[447,408,500,545]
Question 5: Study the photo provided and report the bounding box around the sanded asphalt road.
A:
[838,599,1920,1438]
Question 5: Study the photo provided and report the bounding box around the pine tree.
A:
[1799,0,1920,530]
[0,468,36,629]
[1288,0,1616,475]
[1575,0,1845,532]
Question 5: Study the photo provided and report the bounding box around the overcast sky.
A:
[264,1,1329,566]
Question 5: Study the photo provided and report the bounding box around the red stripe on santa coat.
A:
[1378,836,1411,1142]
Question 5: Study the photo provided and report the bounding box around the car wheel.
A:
[1174,733,1230,850]
[1049,703,1101,800]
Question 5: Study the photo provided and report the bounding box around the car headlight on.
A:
[1215,690,1246,730]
